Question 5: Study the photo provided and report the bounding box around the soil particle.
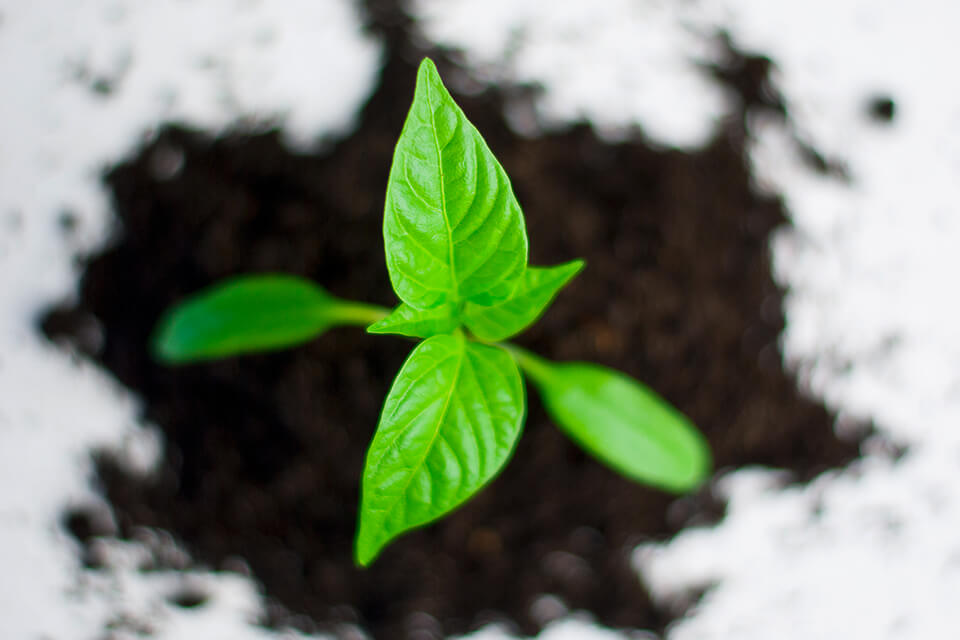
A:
[867,95,897,123]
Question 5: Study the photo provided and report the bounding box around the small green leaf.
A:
[356,333,524,565]
[152,275,386,363]
[464,260,585,341]
[514,349,710,493]
[383,57,528,310]
[367,302,459,339]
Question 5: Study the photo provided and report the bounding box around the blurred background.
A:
[1,1,959,639]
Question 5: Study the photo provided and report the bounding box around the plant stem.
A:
[330,300,392,326]
[498,342,556,385]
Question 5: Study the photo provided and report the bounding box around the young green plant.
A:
[153,58,711,566]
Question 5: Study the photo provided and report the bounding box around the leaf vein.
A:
[424,71,458,299]
[389,205,447,265]
[375,338,465,535]
[461,352,490,474]
[436,430,467,494]
[401,157,442,215]
[385,352,459,423]
[449,136,483,233]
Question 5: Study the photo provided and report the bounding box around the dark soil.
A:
[43,3,864,638]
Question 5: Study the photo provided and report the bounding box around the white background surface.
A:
[2,1,958,638]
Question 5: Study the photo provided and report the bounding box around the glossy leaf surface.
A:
[517,352,710,493]
[383,58,528,310]
[356,333,524,565]
[153,275,382,363]
[367,302,459,339]
[464,260,584,341]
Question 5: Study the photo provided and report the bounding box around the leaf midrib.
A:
[378,338,465,532]
[424,74,458,301]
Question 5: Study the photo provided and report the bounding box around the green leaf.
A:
[514,349,710,493]
[383,57,528,310]
[464,260,585,341]
[367,302,459,339]
[356,333,525,565]
[152,275,386,363]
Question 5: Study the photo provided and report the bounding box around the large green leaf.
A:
[356,333,524,565]
[383,58,528,310]
[464,260,584,341]
[367,302,459,339]
[514,348,710,493]
[152,275,386,363]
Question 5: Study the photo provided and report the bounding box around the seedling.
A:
[153,58,711,566]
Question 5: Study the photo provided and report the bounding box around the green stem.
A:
[329,300,392,326]
[497,342,556,385]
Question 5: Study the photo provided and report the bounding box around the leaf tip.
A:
[354,522,387,568]
[684,436,714,490]
[353,543,375,568]
[659,430,713,494]
[150,310,191,365]
[415,57,449,101]
[417,56,439,80]
[564,258,586,282]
